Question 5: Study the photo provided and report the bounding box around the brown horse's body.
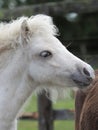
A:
[75,70,98,130]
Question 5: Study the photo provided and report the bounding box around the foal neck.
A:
[0,49,37,123]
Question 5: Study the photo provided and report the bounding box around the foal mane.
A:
[0,15,58,53]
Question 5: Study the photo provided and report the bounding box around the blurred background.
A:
[0,0,98,130]
[0,0,98,68]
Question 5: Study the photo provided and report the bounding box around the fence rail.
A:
[19,109,74,120]
[19,91,74,130]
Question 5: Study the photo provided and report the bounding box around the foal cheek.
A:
[48,61,60,68]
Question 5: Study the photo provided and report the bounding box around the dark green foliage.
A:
[0,0,98,56]
[54,12,98,42]
[0,0,62,8]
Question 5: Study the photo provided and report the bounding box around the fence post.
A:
[38,90,54,130]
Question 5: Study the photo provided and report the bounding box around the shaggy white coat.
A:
[0,14,95,130]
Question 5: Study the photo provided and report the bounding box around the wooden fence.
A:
[19,90,74,130]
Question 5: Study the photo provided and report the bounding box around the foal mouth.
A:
[73,79,91,87]
[71,68,94,88]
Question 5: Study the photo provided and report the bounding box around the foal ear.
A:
[20,20,31,45]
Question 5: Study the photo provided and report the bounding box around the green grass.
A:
[25,95,38,112]
[18,120,74,130]
[54,120,74,130]
[18,95,75,130]
[18,120,38,130]
[53,98,75,110]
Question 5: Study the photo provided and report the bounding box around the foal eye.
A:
[40,51,52,58]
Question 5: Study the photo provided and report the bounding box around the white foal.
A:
[0,14,95,130]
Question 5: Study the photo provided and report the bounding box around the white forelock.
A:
[0,14,58,50]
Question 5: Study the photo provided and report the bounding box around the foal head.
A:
[19,15,95,89]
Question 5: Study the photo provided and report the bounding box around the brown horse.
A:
[75,70,98,130]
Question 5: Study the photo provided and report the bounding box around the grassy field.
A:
[18,94,75,130]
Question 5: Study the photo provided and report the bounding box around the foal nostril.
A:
[83,67,90,77]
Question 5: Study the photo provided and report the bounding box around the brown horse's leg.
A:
[75,90,87,130]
